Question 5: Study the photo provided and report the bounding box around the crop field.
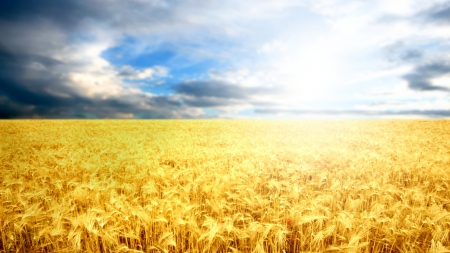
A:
[1,120,450,253]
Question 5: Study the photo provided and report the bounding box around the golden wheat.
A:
[0,120,449,252]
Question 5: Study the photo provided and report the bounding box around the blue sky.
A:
[0,0,450,119]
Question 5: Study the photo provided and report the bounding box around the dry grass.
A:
[1,120,450,253]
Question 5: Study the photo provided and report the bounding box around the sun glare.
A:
[276,45,341,104]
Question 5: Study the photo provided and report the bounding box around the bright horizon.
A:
[1,0,450,119]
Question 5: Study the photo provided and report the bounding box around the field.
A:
[1,120,450,253]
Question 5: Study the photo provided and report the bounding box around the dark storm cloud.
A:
[172,80,281,108]
[254,108,450,117]
[0,78,82,108]
[0,0,101,30]
[0,40,95,114]
[0,0,204,118]
[0,1,90,118]
[0,78,191,118]
[0,89,90,119]
[403,61,450,91]
[181,96,245,107]
[0,44,193,119]
[0,45,82,110]
[0,96,33,119]
[0,0,174,31]
[0,46,64,70]
[423,3,450,24]
[174,81,249,99]
[174,81,278,99]
[76,95,188,119]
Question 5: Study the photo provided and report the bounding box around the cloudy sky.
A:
[1,0,450,119]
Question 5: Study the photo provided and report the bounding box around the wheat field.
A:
[1,120,450,253]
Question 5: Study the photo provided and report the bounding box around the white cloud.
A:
[208,68,273,88]
[431,75,450,89]
[345,66,414,86]
[118,65,168,80]
[257,40,288,54]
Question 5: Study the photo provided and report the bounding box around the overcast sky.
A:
[1,0,450,119]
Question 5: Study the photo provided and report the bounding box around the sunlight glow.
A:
[275,42,342,103]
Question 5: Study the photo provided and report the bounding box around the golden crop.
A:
[1,120,450,253]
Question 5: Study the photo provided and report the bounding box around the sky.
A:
[1,0,450,119]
